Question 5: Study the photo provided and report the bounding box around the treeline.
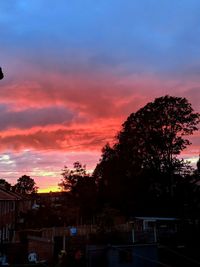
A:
[0,175,38,195]
[60,95,200,219]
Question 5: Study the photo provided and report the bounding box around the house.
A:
[130,217,179,244]
[0,186,33,243]
[0,187,20,243]
[37,191,71,208]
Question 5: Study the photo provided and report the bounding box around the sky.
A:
[0,0,200,192]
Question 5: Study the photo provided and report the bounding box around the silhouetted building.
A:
[0,187,33,243]
[0,187,19,243]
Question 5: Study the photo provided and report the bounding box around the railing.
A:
[41,225,98,239]
[17,223,175,244]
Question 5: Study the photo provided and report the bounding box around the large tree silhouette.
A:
[13,175,38,195]
[117,95,199,174]
[94,96,200,215]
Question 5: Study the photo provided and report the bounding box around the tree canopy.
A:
[59,161,88,192]
[94,95,200,216]
[59,161,97,223]
[13,175,38,195]
[117,95,199,174]
[0,179,12,191]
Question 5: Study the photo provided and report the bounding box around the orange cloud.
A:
[0,70,199,156]
[0,68,199,191]
[0,118,119,152]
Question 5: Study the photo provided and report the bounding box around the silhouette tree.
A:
[59,162,97,223]
[197,155,200,174]
[13,175,38,194]
[117,95,199,175]
[93,144,127,211]
[59,161,87,191]
[0,178,12,191]
[94,95,200,215]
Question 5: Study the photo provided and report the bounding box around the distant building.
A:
[0,187,33,243]
[37,191,71,208]
[130,217,179,244]
[0,187,20,243]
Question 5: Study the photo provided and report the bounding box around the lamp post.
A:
[0,68,4,80]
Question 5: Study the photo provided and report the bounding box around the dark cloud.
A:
[0,105,74,130]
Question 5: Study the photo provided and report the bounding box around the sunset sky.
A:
[0,0,200,192]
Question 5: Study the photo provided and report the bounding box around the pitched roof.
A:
[0,187,21,201]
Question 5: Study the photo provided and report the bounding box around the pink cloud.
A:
[0,68,199,190]
[0,119,118,152]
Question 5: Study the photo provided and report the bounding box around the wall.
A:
[27,236,53,263]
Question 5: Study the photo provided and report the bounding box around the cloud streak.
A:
[0,105,74,130]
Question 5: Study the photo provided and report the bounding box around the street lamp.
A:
[0,67,4,80]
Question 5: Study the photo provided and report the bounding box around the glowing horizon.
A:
[37,187,60,193]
